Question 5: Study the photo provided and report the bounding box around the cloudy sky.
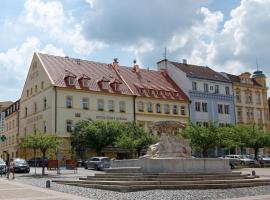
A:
[0,0,269,101]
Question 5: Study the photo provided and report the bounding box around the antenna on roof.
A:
[256,56,259,71]
[163,47,167,69]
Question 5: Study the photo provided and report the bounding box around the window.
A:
[30,88,33,95]
[204,83,209,92]
[256,92,261,105]
[41,81,44,89]
[192,82,197,91]
[27,90,29,97]
[218,104,223,114]
[43,98,47,110]
[237,107,242,120]
[181,106,186,115]
[137,101,144,112]
[119,101,126,113]
[147,102,153,113]
[68,77,75,86]
[210,86,214,91]
[34,102,37,113]
[82,79,89,88]
[164,104,170,114]
[82,97,89,110]
[156,104,162,113]
[98,99,104,111]
[202,102,208,112]
[66,96,73,108]
[214,85,219,94]
[245,91,252,104]
[25,107,28,117]
[236,90,241,103]
[173,105,178,115]
[225,86,230,95]
[203,122,208,127]
[35,85,38,93]
[224,105,229,114]
[196,121,202,126]
[43,121,47,133]
[108,100,114,112]
[195,102,201,112]
[66,120,73,132]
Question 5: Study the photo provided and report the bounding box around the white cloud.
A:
[23,0,106,55]
[0,37,64,100]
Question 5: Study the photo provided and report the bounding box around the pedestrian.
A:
[7,158,15,179]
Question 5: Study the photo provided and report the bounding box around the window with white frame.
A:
[195,102,201,112]
[181,106,186,115]
[147,102,153,112]
[82,79,89,88]
[68,77,75,86]
[156,104,162,113]
[192,82,197,91]
[225,86,230,95]
[218,104,223,114]
[214,85,219,94]
[66,96,73,108]
[202,102,208,112]
[66,120,73,132]
[164,104,170,114]
[224,105,229,114]
[137,101,144,112]
[204,83,208,92]
[256,92,261,105]
[236,90,241,102]
[98,99,104,111]
[82,97,89,110]
[119,101,126,113]
[108,100,114,112]
[173,105,178,115]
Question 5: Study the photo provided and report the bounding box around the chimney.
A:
[182,59,187,64]
[132,59,140,73]
[112,58,119,71]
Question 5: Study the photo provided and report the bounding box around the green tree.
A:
[237,124,270,159]
[19,132,62,175]
[182,122,222,157]
[72,120,124,155]
[114,122,158,157]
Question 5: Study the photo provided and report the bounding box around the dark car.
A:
[77,159,86,167]
[0,159,7,174]
[84,157,110,170]
[27,157,48,167]
[13,158,30,173]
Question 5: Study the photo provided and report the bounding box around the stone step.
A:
[56,181,270,192]
[80,176,255,181]
[105,167,142,173]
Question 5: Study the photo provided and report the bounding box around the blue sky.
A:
[1,0,270,101]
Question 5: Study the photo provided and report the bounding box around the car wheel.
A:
[84,165,88,169]
[240,162,244,166]
[94,165,99,171]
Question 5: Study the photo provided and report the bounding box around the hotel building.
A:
[18,53,189,159]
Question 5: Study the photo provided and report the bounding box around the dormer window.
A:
[82,79,89,88]
[98,77,110,90]
[69,77,75,86]
[110,78,122,91]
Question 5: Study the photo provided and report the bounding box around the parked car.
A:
[258,155,270,165]
[84,157,111,170]
[239,155,256,166]
[0,159,7,174]
[27,157,48,167]
[13,158,30,173]
[224,155,241,168]
[77,159,86,167]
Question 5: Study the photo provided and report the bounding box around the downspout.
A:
[54,86,57,134]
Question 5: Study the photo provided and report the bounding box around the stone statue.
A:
[145,121,191,158]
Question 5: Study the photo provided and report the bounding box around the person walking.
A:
[6,158,15,179]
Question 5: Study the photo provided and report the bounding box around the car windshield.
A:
[15,159,27,164]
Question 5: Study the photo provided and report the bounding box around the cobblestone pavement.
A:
[10,167,270,200]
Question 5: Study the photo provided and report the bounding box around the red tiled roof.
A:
[37,53,189,101]
[117,66,189,101]
[169,61,230,82]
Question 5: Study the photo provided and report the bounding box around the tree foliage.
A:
[72,120,157,157]
[19,132,62,175]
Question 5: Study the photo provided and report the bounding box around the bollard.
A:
[252,170,256,176]
[46,180,51,188]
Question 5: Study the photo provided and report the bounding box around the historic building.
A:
[157,59,235,126]
[19,53,189,159]
[0,100,20,160]
[223,71,270,131]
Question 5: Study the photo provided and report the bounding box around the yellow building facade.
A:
[225,71,269,131]
[0,101,20,160]
[18,53,190,159]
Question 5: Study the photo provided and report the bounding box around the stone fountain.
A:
[110,121,230,173]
